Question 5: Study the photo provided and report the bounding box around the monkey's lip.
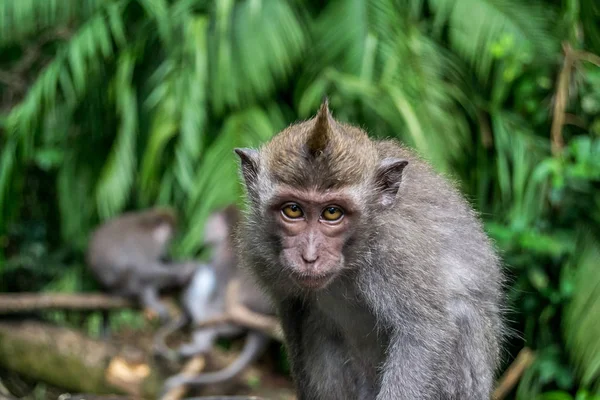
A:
[293,273,335,290]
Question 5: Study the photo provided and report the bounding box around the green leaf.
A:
[0,0,109,45]
[564,233,600,391]
[95,49,138,218]
[537,391,575,400]
[429,0,557,83]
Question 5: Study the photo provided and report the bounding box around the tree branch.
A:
[160,355,205,400]
[492,347,535,400]
[0,293,134,314]
[550,42,575,156]
[550,44,600,155]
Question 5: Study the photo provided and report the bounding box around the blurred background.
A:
[1,0,600,399]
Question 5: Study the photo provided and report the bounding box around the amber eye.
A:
[281,203,304,219]
[321,206,344,222]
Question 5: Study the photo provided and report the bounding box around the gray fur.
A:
[86,208,196,321]
[234,114,505,399]
[160,206,276,395]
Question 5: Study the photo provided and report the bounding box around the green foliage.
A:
[1,0,600,398]
[565,235,600,392]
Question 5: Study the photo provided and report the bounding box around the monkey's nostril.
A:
[302,253,318,264]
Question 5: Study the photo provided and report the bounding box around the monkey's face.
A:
[235,100,409,293]
[268,187,358,291]
[152,222,174,246]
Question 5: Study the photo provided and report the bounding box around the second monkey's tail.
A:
[153,314,189,361]
[185,331,269,385]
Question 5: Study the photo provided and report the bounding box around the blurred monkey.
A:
[86,207,196,325]
[157,205,276,393]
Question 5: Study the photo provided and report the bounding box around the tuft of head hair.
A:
[306,98,334,157]
[263,99,377,189]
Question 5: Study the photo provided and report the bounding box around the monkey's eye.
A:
[281,203,304,219]
[321,206,344,222]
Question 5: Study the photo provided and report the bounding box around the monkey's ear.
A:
[234,148,260,191]
[374,158,408,207]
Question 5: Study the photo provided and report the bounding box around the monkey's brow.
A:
[270,187,358,208]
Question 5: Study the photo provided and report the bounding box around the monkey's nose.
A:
[301,253,319,264]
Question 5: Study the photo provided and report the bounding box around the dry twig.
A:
[550,43,600,155]
[492,347,536,400]
[551,42,575,155]
[160,355,206,400]
[0,293,133,313]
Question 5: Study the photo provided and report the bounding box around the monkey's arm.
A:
[137,262,196,288]
[161,331,269,393]
[275,300,311,399]
[364,270,445,400]
[140,286,171,321]
[376,327,441,400]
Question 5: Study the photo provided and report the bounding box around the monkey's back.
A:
[381,140,502,296]
[374,139,505,369]
[86,212,165,292]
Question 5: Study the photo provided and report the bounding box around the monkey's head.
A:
[138,207,178,246]
[235,99,408,292]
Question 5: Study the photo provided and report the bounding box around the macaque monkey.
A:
[158,205,275,393]
[86,207,196,323]
[233,100,505,399]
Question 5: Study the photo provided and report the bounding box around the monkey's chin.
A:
[293,273,336,290]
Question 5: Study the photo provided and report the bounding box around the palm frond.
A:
[172,15,210,194]
[298,0,471,172]
[0,0,110,45]
[1,2,127,224]
[95,49,138,218]
[139,15,210,202]
[429,0,558,83]
[0,140,17,228]
[175,105,286,256]
[209,0,307,113]
[306,0,368,77]
[57,160,95,249]
[580,0,600,53]
[491,111,549,227]
[564,233,600,392]
[5,2,126,151]
[139,56,179,203]
[138,0,173,46]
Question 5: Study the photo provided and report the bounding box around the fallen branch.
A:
[58,396,134,400]
[105,356,152,397]
[0,320,161,397]
[492,347,535,400]
[0,293,134,314]
[175,397,264,400]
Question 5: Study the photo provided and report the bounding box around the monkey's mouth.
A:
[293,272,336,290]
